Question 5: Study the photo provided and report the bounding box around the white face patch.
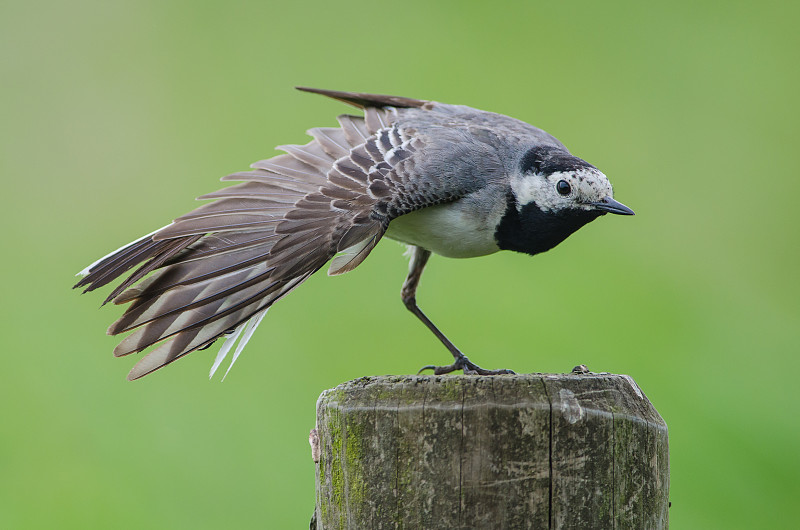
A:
[510,168,614,212]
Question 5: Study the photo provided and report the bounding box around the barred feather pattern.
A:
[75,93,435,380]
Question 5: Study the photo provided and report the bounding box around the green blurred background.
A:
[2,0,798,527]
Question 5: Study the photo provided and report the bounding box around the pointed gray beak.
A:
[591,197,635,215]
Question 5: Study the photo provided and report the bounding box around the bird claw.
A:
[418,355,516,376]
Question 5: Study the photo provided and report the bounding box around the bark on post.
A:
[312,374,668,529]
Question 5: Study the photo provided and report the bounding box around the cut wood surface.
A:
[313,373,668,529]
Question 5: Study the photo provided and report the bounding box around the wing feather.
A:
[307,127,350,159]
[77,87,481,379]
[328,229,383,275]
[251,154,326,182]
[294,87,429,110]
[113,273,288,357]
[112,236,279,305]
[108,260,277,335]
[276,142,334,172]
[364,108,386,135]
[336,114,370,145]
[197,182,302,201]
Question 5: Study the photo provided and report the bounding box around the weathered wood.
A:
[313,374,668,529]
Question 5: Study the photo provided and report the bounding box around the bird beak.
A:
[591,197,635,215]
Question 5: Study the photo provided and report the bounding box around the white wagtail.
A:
[75,87,634,380]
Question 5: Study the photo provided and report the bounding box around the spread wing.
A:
[75,88,480,380]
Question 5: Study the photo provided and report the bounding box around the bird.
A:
[75,87,634,381]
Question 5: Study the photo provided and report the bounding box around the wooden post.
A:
[312,373,668,529]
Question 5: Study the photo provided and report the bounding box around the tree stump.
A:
[312,373,668,529]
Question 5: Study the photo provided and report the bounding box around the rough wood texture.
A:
[313,374,668,529]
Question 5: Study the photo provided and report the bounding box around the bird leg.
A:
[401,246,515,376]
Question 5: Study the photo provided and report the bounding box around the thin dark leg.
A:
[401,246,514,376]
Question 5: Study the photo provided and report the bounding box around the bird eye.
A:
[556,180,571,195]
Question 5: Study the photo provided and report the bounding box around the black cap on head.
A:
[519,145,595,176]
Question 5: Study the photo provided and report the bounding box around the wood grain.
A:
[313,374,668,529]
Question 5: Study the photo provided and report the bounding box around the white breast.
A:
[384,196,504,258]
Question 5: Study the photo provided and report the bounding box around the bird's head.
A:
[495,145,634,256]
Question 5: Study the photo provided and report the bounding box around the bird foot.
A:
[418,355,515,376]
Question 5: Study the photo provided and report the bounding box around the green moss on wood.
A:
[315,374,668,529]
